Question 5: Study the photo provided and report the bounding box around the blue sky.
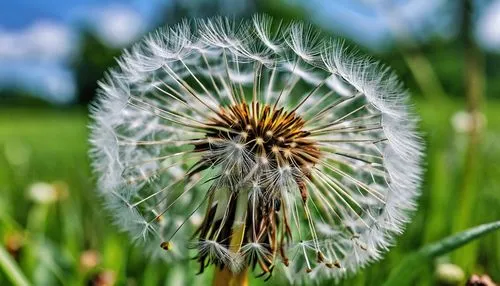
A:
[0,0,168,103]
[286,0,459,49]
[0,0,497,103]
[0,0,164,29]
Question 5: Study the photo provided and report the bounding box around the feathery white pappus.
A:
[89,14,423,283]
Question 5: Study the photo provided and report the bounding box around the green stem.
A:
[0,244,31,286]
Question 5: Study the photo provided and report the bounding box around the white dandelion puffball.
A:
[89,15,423,282]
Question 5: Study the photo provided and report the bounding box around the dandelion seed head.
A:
[89,14,423,283]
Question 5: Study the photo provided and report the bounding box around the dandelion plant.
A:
[89,15,423,284]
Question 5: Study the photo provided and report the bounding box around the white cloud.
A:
[43,73,75,100]
[477,0,500,51]
[0,21,76,62]
[0,21,76,103]
[0,61,75,103]
[0,3,150,103]
[91,6,145,48]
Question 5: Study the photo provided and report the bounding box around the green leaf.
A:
[383,220,500,286]
[0,244,31,286]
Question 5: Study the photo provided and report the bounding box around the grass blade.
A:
[383,220,500,286]
[0,244,31,286]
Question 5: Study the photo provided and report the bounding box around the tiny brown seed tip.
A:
[283,258,290,267]
[160,241,171,251]
[317,251,325,263]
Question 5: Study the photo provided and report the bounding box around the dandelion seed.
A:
[89,14,423,283]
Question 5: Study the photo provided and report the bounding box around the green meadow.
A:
[0,97,498,285]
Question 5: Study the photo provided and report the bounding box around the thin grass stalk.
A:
[452,0,485,270]
[0,245,31,286]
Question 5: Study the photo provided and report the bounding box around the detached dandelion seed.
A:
[89,15,423,283]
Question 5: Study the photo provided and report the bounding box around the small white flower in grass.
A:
[451,110,486,134]
[89,14,423,283]
[436,263,465,285]
[28,182,58,204]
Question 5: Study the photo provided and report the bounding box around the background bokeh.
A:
[1,0,499,285]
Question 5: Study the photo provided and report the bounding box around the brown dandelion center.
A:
[198,101,321,172]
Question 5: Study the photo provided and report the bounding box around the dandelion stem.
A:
[212,223,248,286]
[212,267,248,286]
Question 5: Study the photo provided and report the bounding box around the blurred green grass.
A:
[0,99,499,285]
